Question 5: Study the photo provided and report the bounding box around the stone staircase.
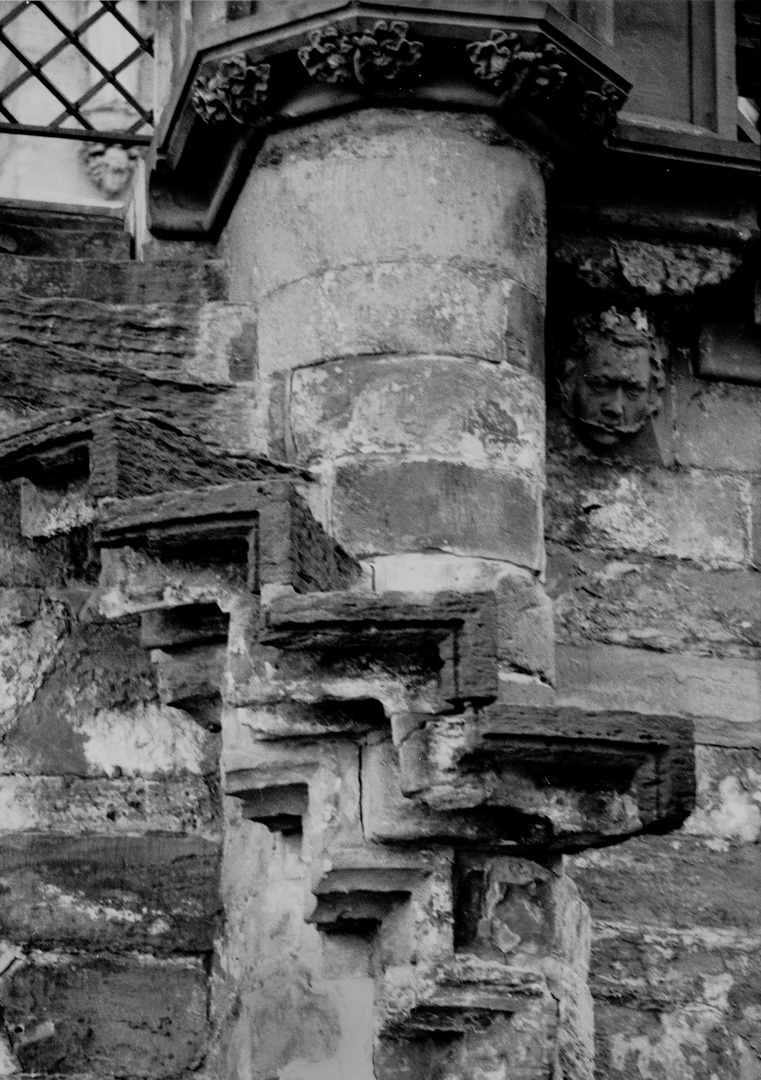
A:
[0,201,231,1079]
[0,200,224,376]
[0,200,256,457]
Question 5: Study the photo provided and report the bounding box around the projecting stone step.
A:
[0,198,131,261]
[0,294,202,377]
[0,253,227,304]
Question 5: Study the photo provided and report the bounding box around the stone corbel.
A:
[149,1,631,237]
[224,739,569,1073]
[393,704,695,850]
[380,957,554,1039]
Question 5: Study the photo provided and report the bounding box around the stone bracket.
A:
[97,478,361,608]
[393,704,695,850]
[380,957,552,1037]
[94,477,361,729]
[261,589,498,709]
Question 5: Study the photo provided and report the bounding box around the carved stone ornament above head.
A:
[558,307,667,450]
[467,28,627,137]
[298,20,423,89]
[191,54,270,124]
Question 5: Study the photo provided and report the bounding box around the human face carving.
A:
[570,335,657,448]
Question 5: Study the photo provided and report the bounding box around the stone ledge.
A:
[393,704,694,849]
[556,642,761,748]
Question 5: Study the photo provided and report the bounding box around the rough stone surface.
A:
[3,51,759,1080]
[0,774,219,835]
[1,954,207,1076]
[496,571,556,685]
[568,745,761,1079]
[753,478,761,570]
[547,545,761,660]
[1,617,217,777]
[333,459,543,567]
[674,377,761,473]
[551,232,743,296]
[546,460,750,568]
[226,110,546,304]
[0,834,220,952]
[0,207,237,1080]
[556,642,761,747]
[258,263,537,373]
[0,296,202,379]
[0,254,226,305]
[288,356,544,477]
[570,834,761,933]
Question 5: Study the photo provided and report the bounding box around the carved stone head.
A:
[81,143,140,199]
[558,307,666,449]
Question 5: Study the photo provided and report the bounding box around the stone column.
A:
[219,106,586,1080]
[225,109,547,600]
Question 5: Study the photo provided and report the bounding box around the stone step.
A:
[0,253,228,304]
[0,198,131,261]
[0,294,201,378]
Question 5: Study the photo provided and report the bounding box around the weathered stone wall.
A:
[1,124,758,1080]
[545,287,761,1077]
[0,202,259,1077]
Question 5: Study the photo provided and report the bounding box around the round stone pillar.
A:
[225,109,547,593]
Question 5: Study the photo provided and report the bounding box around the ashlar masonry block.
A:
[225,109,550,582]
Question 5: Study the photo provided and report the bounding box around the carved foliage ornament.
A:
[559,307,667,449]
[579,81,628,135]
[191,54,270,124]
[298,20,423,88]
[467,30,568,101]
[468,29,625,133]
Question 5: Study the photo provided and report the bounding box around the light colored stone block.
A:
[675,378,761,473]
[288,356,544,476]
[258,263,537,373]
[333,458,544,568]
[497,572,556,684]
[367,553,510,593]
[684,745,761,843]
[557,642,761,747]
[548,466,751,568]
